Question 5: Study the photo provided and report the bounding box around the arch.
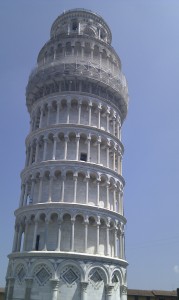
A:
[30,259,54,280]
[110,268,123,285]
[57,259,85,281]
[86,263,109,284]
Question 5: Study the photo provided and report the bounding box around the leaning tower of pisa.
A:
[5,9,129,300]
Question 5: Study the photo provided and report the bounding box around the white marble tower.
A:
[5,9,128,300]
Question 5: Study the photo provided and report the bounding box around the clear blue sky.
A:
[1,0,179,290]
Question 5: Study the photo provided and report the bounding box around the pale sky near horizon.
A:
[1,0,179,290]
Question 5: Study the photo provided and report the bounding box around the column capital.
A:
[98,103,102,110]
[73,172,78,179]
[64,135,69,141]
[96,215,101,225]
[25,277,33,288]
[87,134,91,141]
[105,284,114,296]
[106,217,111,227]
[75,134,80,140]
[81,281,89,292]
[97,136,101,143]
[88,101,93,107]
[53,134,58,141]
[120,285,128,295]
[71,217,76,223]
[106,106,111,114]
[50,278,60,290]
[43,136,48,142]
[84,216,89,224]
[7,277,15,286]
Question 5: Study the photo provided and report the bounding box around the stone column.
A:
[73,173,78,203]
[118,153,122,175]
[28,144,33,166]
[32,220,38,250]
[51,279,60,300]
[113,185,117,212]
[106,218,110,256]
[119,191,123,215]
[78,101,82,124]
[88,102,92,125]
[71,218,75,252]
[52,135,58,160]
[23,220,29,251]
[34,139,39,163]
[120,285,128,300]
[17,224,23,252]
[106,141,110,168]
[6,277,15,300]
[43,137,48,161]
[113,149,116,171]
[85,176,90,204]
[47,104,51,126]
[66,104,70,124]
[24,278,33,300]
[96,217,100,254]
[12,225,18,252]
[114,224,118,258]
[61,177,65,202]
[56,102,61,124]
[39,107,44,128]
[97,104,102,129]
[56,220,62,251]
[106,107,110,132]
[97,137,101,164]
[84,218,89,253]
[81,282,89,300]
[37,176,43,203]
[119,229,125,259]
[48,175,53,202]
[106,181,110,209]
[81,46,84,59]
[112,114,116,136]
[43,219,49,251]
[25,147,30,167]
[105,284,114,300]
[87,135,91,162]
[64,136,68,160]
[116,117,121,140]
[19,183,25,207]
[76,135,80,160]
[96,179,100,206]
[23,182,28,206]
[30,177,35,204]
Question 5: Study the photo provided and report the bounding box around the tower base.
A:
[5,253,128,300]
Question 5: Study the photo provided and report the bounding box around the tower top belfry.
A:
[6,8,129,300]
[50,9,112,44]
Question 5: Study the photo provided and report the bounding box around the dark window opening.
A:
[80,153,87,162]
[72,20,78,31]
[35,235,40,251]
[135,296,138,300]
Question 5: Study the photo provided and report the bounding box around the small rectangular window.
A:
[80,153,87,162]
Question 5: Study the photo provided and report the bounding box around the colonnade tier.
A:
[19,163,124,213]
[12,204,126,259]
[36,36,121,77]
[25,130,123,173]
[26,71,128,120]
[29,95,122,136]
